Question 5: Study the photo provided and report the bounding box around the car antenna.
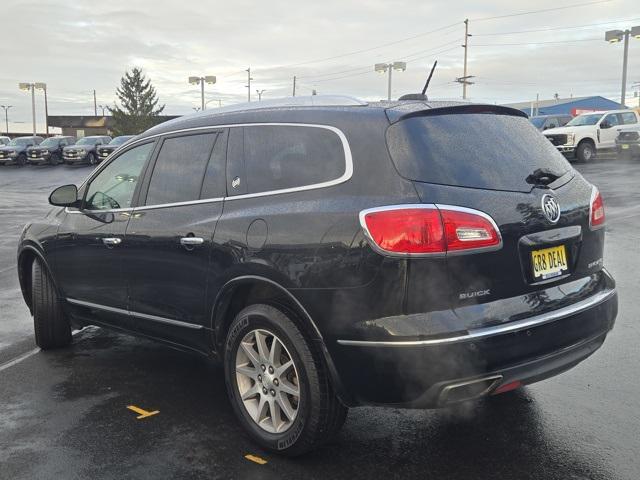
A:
[399,60,438,101]
[422,60,438,97]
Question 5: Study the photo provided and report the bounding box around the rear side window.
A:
[621,112,637,125]
[242,125,345,194]
[146,133,217,205]
[386,113,572,193]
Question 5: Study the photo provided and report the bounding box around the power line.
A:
[474,17,640,36]
[277,22,460,69]
[472,0,611,22]
[474,38,602,47]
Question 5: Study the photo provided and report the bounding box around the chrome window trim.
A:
[67,123,352,213]
[358,203,503,258]
[337,288,616,347]
[66,298,203,330]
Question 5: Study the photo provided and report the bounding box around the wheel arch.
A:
[210,275,353,405]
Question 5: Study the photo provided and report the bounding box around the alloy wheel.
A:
[235,328,300,434]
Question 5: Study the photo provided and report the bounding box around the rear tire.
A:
[31,258,72,349]
[224,303,347,456]
[576,141,595,163]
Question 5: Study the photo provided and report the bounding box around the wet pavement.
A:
[1,158,639,479]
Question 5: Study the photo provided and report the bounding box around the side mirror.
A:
[49,184,80,207]
[600,121,611,129]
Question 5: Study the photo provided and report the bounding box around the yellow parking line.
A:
[244,454,268,465]
[126,405,159,419]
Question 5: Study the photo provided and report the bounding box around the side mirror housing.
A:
[49,184,80,207]
[600,121,611,129]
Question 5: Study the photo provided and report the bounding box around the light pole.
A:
[189,75,217,110]
[98,104,108,116]
[374,62,407,101]
[605,26,640,106]
[34,83,48,135]
[246,68,253,102]
[18,83,37,136]
[256,89,265,101]
[1,105,12,135]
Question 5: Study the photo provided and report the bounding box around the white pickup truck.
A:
[543,109,640,162]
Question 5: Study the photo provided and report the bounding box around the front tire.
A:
[17,153,27,167]
[50,153,61,166]
[31,258,72,349]
[224,304,347,456]
[87,152,97,165]
[576,141,595,163]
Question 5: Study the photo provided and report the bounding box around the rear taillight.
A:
[359,204,501,256]
[589,187,605,230]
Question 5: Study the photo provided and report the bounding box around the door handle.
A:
[180,237,204,246]
[102,237,122,246]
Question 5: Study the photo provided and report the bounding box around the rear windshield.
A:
[386,113,572,192]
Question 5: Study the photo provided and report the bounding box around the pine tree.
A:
[109,68,165,135]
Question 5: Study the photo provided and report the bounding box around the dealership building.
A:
[47,115,179,138]
[504,96,625,116]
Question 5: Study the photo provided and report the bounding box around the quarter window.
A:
[145,133,217,206]
[621,112,638,125]
[242,126,345,194]
[84,142,154,210]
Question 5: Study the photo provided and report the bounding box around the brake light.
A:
[360,207,445,254]
[360,205,501,256]
[590,187,605,229]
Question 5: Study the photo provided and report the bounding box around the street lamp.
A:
[34,83,49,136]
[188,75,217,111]
[98,104,108,116]
[605,26,640,106]
[0,105,12,136]
[375,62,407,101]
[19,82,37,136]
[256,89,266,101]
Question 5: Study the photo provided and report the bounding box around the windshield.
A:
[386,113,572,193]
[530,117,546,128]
[566,114,603,126]
[110,136,132,145]
[76,137,99,145]
[8,138,32,146]
[39,138,59,147]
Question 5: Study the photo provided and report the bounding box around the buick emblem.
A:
[541,194,561,223]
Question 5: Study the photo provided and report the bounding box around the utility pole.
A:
[246,68,253,102]
[455,19,474,99]
[535,93,539,116]
[292,76,297,97]
[621,31,630,106]
[93,89,97,116]
[1,105,12,136]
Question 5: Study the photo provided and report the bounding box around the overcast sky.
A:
[0,0,638,132]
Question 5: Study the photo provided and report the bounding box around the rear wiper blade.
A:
[525,168,560,186]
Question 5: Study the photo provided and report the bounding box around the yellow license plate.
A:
[622,144,630,150]
[531,245,568,280]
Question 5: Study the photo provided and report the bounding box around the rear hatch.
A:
[385,105,605,320]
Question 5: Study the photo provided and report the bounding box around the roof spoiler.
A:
[386,104,529,125]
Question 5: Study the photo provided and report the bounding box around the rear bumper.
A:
[332,285,617,408]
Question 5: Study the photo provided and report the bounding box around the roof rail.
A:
[192,95,368,116]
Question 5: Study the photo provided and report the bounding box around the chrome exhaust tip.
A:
[438,375,503,405]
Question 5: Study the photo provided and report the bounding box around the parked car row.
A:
[542,109,640,162]
[0,135,135,166]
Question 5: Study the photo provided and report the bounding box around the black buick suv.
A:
[17,96,617,455]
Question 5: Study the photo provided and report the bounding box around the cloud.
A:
[0,0,637,131]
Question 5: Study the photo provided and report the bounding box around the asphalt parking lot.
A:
[1,158,639,480]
